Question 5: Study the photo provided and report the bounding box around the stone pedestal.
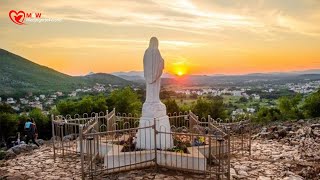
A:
[136,102,173,150]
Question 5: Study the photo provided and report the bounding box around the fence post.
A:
[88,136,94,180]
[217,139,221,180]
[154,118,158,167]
[241,125,244,156]
[79,125,85,180]
[227,133,231,180]
[51,115,56,160]
[208,135,212,177]
[60,123,64,157]
[249,122,252,156]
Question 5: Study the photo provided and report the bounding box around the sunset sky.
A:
[1,0,320,76]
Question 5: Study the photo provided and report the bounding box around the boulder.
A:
[36,139,44,145]
[62,134,77,141]
[8,143,39,155]
[278,129,287,138]
[5,149,16,159]
[11,144,26,154]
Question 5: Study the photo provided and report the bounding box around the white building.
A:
[232,91,242,96]
[40,95,46,99]
[252,94,260,100]
[51,95,57,99]
[69,91,77,97]
[232,109,245,116]
[20,98,29,105]
[6,98,16,104]
[30,101,43,110]
[12,106,20,111]
[56,92,63,96]
[45,99,54,105]
[247,108,255,113]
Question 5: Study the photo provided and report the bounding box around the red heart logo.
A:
[9,10,26,25]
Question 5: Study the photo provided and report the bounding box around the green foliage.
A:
[179,103,192,112]
[239,97,248,103]
[254,107,282,123]
[0,112,18,140]
[56,94,108,116]
[303,90,320,118]
[193,97,227,119]
[164,99,180,114]
[107,87,142,114]
[0,150,6,160]
[29,108,51,139]
[247,89,295,100]
[278,94,303,120]
[0,104,15,114]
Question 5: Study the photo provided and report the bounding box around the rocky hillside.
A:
[0,120,319,179]
[241,119,320,179]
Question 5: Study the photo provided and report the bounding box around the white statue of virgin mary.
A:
[143,37,164,103]
[136,37,173,150]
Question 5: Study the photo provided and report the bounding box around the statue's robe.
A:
[136,37,173,149]
[143,38,164,103]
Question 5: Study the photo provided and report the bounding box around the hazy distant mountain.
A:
[161,73,320,87]
[289,69,320,74]
[112,71,173,82]
[112,71,144,78]
[207,69,320,77]
[112,69,320,87]
[0,49,132,96]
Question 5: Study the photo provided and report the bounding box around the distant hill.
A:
[113,69,320,87]
[79,73,131,86]
[0,49,132,96]
[161,73,320,87]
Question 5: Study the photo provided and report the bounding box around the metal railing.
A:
[52,110,251,179]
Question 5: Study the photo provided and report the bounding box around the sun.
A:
[177,71,184,76]
[170,60,189,77]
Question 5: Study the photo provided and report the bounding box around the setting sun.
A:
[170,61,189,77]
[177,71,184,76]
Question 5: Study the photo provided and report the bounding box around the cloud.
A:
[3,0,320,44]
[16,38,205,50]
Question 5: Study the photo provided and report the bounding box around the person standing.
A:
[25,118,39,147]
[32,119,38,140]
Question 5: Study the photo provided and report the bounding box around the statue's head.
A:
[149,37,159,49]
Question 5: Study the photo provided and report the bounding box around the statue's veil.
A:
[143,37,164,84]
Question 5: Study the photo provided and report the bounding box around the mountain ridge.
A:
[0,49,132,96]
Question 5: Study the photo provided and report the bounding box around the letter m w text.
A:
[26,13,42,18]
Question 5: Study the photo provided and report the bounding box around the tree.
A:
[0,113,18,140]
[56,100,77,116]
[239,97,248,103]
[92,94,108,113]
[193,97,227,119]
[107,87,142,114]
[278,94,303,120]
[254,107,282,123]
[303,90,320,118]
[164,99,180,114]
[29,108,51,139]
[0,104,15,114]
[56,94,107,116]
[0,104,18,140]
